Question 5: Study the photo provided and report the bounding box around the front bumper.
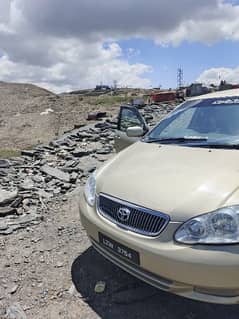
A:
[79,192,239,304]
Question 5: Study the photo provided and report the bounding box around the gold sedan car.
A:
[79,89,239,304]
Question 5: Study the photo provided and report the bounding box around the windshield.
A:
[145,97,239,146]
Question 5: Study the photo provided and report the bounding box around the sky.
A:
[1,0,239,92]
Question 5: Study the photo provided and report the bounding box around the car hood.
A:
[97,142,239,221]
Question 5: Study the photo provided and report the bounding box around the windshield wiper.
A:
[197,143,239,149]
[145,136,208,144]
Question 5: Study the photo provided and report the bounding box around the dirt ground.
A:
[0,82,121,150]
[1,188,239,319]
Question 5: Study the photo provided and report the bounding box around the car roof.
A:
[188,88,239,101]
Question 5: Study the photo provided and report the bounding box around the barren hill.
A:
[0,82,121,151]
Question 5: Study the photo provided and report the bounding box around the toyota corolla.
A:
[79,89,239,304]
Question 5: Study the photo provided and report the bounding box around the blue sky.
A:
[1,0,239,92]
[119,39,239,88]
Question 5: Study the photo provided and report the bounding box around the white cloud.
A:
[0,0,10,23]
[127,48,141,59]
[1,0,239,91]
[0,1,153,92]
[0,42,151,93]
[197,66,239,85]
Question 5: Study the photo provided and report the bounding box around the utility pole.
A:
[177,67,183,89]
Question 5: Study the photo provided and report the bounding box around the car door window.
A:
[119,107,144,132]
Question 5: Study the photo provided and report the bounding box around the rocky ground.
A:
[0,98,238,318]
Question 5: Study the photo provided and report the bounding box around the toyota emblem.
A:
[117,207,131,222]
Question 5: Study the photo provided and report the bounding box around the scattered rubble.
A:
[0,102,176,236]
[0,123,115,235]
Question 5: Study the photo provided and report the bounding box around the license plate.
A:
[99,233,140,265]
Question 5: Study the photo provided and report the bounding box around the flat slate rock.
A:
[41,164,70,182]
[0,159,10,168]
[72,147,91,157]
[21,149,38,157]
[96,147,112,155]
[0,189,18,205]
[19,178,35,190]
[0,206,17,217]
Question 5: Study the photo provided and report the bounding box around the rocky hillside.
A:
[0,82,120,151]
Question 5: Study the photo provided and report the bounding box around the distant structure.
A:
[113,80,118,90]
[94,84,111,91]
[177,68,184,88]
[151,91,177,103]
[219,80,239,91]
[186,83,210,97]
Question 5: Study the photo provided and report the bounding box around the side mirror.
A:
[126,126,144,137]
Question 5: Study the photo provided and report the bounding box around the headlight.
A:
[84,172,96,206]
[174,206,239,244]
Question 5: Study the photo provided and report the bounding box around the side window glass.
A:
[119,108,143,132]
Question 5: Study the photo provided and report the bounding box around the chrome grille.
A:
[97,193,170,237]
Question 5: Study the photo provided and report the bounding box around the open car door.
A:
[114,105,148,152]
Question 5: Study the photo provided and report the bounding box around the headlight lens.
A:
[174,206,239,244]
[84,173,96,206]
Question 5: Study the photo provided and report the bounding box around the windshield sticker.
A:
[212,98,239,105]
[161,96,239,122]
